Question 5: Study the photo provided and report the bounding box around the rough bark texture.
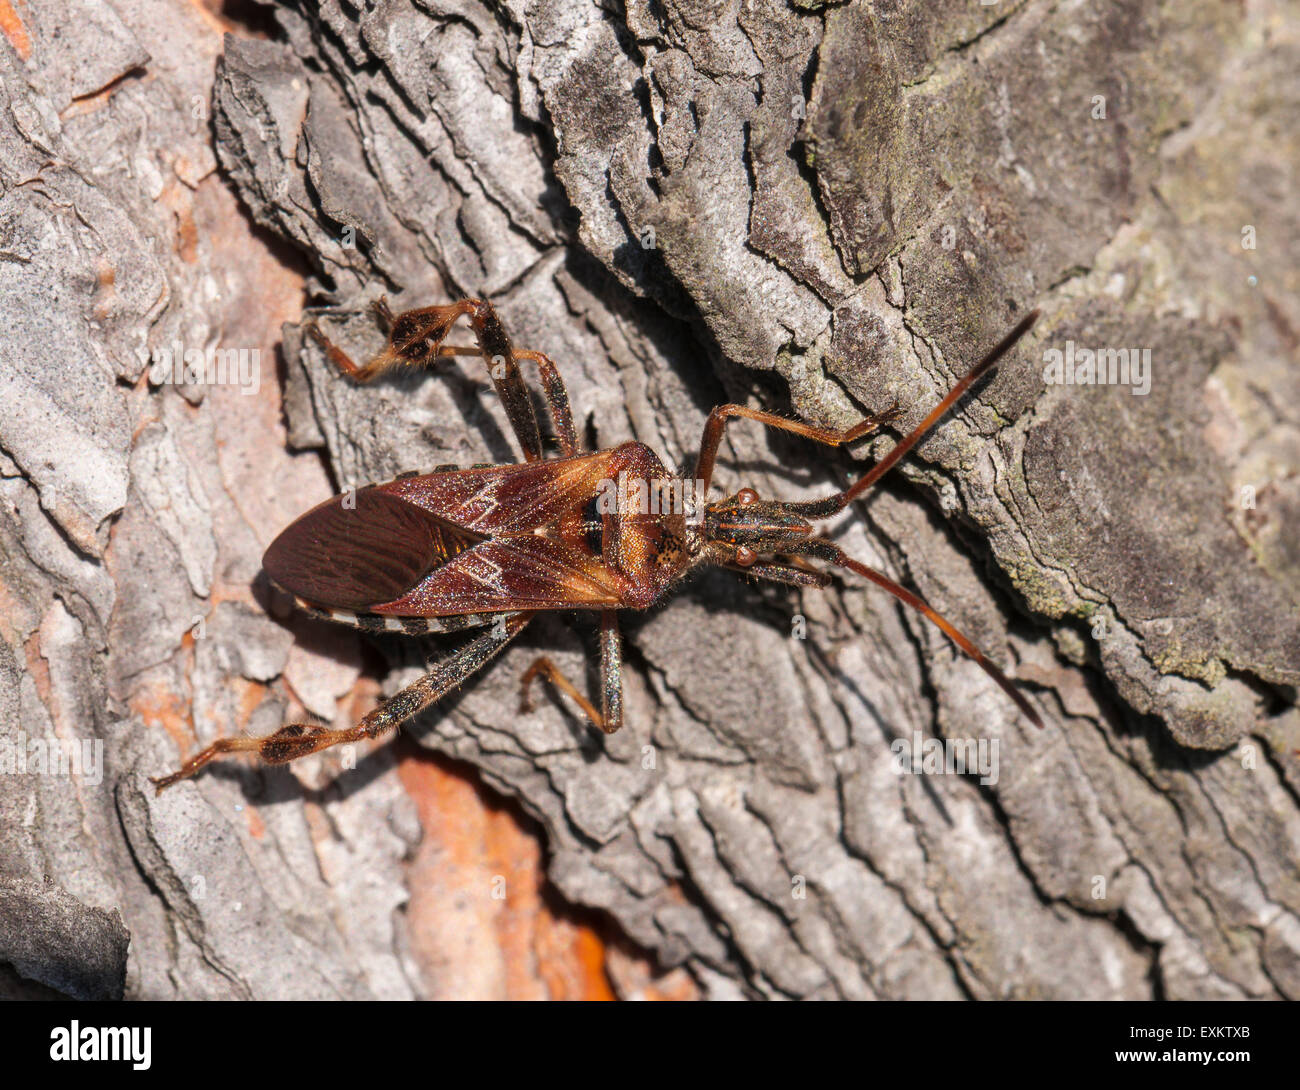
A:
[1,0,1298,1000]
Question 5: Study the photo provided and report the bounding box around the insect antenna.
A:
[800,538,1043,728]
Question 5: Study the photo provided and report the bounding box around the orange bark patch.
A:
[397,748,619,1000]
[22,630,51,703]
[164,186,200,264]
[130,680,195,754]
[93,259,117,321]
[0,578,26,647]
[245,806,266,840]
[235,679,267,730]
[0,0,30,60]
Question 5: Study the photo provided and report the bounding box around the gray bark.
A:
[1,0,1298,999]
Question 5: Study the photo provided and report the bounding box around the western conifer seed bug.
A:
[152,298,1042,791]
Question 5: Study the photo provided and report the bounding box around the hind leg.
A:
[153,612,533,791]
[306,298,579,460]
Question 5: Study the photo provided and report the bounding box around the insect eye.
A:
[736,488,759,506]
[734,546,757,567]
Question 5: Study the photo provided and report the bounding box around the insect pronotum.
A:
[151,297,1042,791]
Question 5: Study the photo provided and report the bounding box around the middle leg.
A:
[519,610,623,734]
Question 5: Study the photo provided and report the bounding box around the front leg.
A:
[693,402,902,496]
[152,612,533,791]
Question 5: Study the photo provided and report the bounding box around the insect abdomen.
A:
[279,589,499,634]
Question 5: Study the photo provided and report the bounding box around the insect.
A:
[151,297,1042,791]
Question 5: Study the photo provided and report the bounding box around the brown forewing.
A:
[263,450,626,614]
[371,451,626,614]
[262,488,485,610]
[377,450,617,535]
[369,536,623,615]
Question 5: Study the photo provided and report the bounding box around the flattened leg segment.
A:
[599,610,624,733]
[152,612,533,791]
[464,301,544,464]
[513,349,579,458]
[306,297,547,463]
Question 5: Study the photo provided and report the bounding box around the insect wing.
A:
[266,451,627,615]
[371,535,622,615]
[379,451,614,535]
[263,488,484,610]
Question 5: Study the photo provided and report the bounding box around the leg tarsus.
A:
[305,321,371,380]
[518,655,609,731]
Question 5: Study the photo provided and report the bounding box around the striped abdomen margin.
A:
[267,579,499,635]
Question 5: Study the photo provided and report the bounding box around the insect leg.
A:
[517,611,622,734]
[306,297,545,462]
[694,312,1041,501]
[693,403,901,497]
[512,350,579,457]
[726,562,833,588]
[398,346,578,456]
[700,311,1042,516]
[789,538,1043,728]
[151,612,533,792]
[518,657,604,726]
[598,610,623,734]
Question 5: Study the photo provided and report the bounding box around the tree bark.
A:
[1,0,1297,999]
